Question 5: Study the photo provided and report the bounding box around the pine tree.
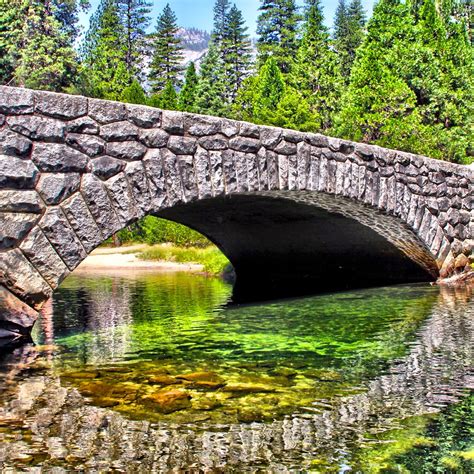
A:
[178,62,199,112]
[117,0,152,78]
[148,3,183,94]
[13,1,78,91]
[224,4,253,101]
[195,42,228,116]
[334,0,366,80]
[81,0,131,99]
[292,0,342,130]
[149,80,178,109]
[120,78,147,104]
[212,0,231,44]
[53,0,90,41]
[257,0,301,74]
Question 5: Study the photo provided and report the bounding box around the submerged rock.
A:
[223,383,276,396]
[142,390,191,414]
[176,372,226,390]
[148,374,180,386]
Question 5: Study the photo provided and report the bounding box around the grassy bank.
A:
[137,245,230,276]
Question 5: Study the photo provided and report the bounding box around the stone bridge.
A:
[0,86,472,339]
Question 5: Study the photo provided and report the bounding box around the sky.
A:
[79,0,376,36]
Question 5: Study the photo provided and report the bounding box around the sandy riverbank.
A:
[75,245,204,273]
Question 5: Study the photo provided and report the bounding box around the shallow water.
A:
[0,271,473,472]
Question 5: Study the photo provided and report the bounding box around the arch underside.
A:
[157,192,437,303]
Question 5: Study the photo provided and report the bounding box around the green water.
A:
[0,271,473,472]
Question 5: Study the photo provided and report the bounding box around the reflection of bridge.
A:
[0,286,472,471]
[0,86,472,338]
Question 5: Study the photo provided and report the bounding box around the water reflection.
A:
[0,274,472,471]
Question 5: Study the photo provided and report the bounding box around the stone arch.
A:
[0,86,472,337]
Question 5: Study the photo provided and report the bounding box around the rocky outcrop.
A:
[0,86,472,337]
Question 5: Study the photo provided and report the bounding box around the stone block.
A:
[177,155,199,202]
[209,151,225,196]
[66,116,99,135]
[240,122,260,138]
[247,153,259,192]
[39,208,87,270]
[139,128,169,148]
[267,150,279,190]
[100,121,139,141]
[0,155,39,189]
[66,133,106,157]
[104,172,138,226]
[127,104,161,128]
[125,161,152,216]
[36,173,81,205]
[256,147,268,191]
[0,190,43,213]
[35,91,88,119]
[81,174,122,238]
[229,136,260,154]
[106,141,147,160]
[198,135,228,151]
[0,129,32,156]
[168,136,198,155]
[0,212,39,249]
[32,143,89,173]
[143,149,167,209]
[306,133,329,148]
[161,110,184,134]
[162,149,185,205]
[186,115,221,136]
[234,151,249,192]
[278,154,289,190]
[222,150,238,193]
[274,140,297,156]
[91,156,125,180]
[8,115,65,141]
[0,249,52,309]
[19,227,69,288]
[0,285,39,334]
[0,86,34,114]
[89,99,127,123]
[62,193,104,253]
[220,120,239,138]
[261,127,282,149]
[194,147,212,199]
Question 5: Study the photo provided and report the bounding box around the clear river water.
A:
[0,270,473,472]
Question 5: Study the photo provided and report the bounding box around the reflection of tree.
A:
[0,286,472,471]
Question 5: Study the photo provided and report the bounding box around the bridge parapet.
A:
[0,86,472,338]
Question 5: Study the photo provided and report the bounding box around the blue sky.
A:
[79,1,376,36]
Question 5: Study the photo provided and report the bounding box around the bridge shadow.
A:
[157,194,434,303]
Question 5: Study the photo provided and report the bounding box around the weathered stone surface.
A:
[177,155,198,201]
[0,285,39,334]
[139,128,169,148]
[187,116,221,136]
[104,172,138,225]
[66,133,105,157]
[7,115,65,141]
[168,136,198,155]
[261,128,282,149]
[240,122,260,138]
[0,129,32,156]
[106,141,147,160]
[143,149,167,209]
[162,149,184,205]
[127,104,161,128]
[198,135,228,151]
[35,91,88,119]
[32,143,89,172]
[38,208,87,270]
[274,140,297,156]
[229,136,260,153]
[194,147,212,199]
[0,86,34,114]
[62,193,103,253]
[89,99,127,123]
[0,212,39,249]
[0,190,43,213]
[91,156,126,180]
[19,227,69,288]
[124,161,151,216]
[161,110,184,134]
[0,156,38,189]
[0,249,52,308]
[100,121,139,141]
[221,120,239,138]
[66,116,99,135]
[81,174,121,238]
[36,173,81,205]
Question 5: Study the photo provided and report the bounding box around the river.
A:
[0,271,473,472]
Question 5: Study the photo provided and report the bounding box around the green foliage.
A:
[334,0,367,80]
[120,78,147,104]
[195,42,228,116]
[116,215,211,248]
[178,62,199,112]
[292,0,343,130]
[81,0,132,99]
[257,0,301,74]
[148,80,178,110]
[148,3,183,94]
[138,245,230,275]
[116,0,152,79]
[334,0,474,164]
